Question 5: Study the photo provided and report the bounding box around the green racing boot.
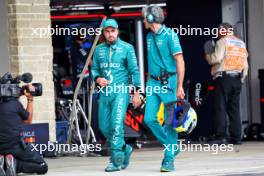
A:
[160,158,175,172]
[121,145,133,169]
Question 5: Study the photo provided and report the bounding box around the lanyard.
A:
[108,47,113,71]
[152,35,167,72]
[105,46,113,80]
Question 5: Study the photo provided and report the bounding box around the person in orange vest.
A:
[204,22,248,145]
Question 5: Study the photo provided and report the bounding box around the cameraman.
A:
[0,84,48,175]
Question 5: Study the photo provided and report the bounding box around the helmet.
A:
[171,100,198,135]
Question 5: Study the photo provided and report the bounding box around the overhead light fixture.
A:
[51,3,166,12]
[110,3,166,9]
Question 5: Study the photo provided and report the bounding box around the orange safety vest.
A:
[223,36,247,71]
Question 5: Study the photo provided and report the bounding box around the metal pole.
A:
[135,19,145,88]
[67,16,106,144]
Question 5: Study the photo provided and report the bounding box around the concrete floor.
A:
[20,142,264,176]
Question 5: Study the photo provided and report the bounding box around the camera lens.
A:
[32,83,42,96]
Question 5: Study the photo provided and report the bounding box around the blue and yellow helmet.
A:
[172,100,198,135]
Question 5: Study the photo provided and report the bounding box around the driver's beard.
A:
[106,38,117,45]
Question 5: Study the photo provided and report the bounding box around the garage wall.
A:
[247,0,264,123]
[7,0,56,141]
[0,0,10,75]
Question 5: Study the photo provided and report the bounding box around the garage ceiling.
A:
[50,0,166,14]
[51,0,165,7]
